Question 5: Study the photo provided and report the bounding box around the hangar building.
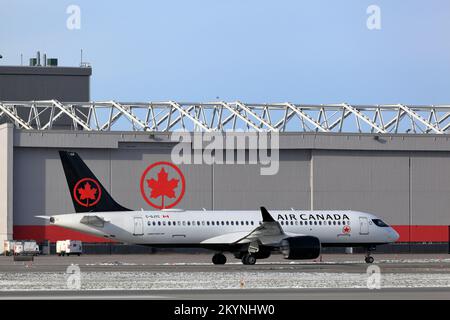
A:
[1,62,449,253]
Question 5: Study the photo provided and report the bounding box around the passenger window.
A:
[202,221,205,226]
[158,221,161,226]
[207,221,210,226]
[163,221,166,226]
[246,221,249,225]
[314,221,317,225]
[226,221,229,226]
[231,221,234,225]
[291,221,294,226]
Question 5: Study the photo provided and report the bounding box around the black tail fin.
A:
[59,151,131,213]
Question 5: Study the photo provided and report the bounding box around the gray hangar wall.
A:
[3,126,450,244]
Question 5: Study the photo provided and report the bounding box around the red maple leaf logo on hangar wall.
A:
[147,168,179,208]
[140,162,186,209]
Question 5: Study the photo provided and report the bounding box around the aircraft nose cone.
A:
[390,228,400,242]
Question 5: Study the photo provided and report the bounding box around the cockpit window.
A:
[372,219,389,227]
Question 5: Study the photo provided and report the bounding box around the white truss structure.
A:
[1,100,450,134]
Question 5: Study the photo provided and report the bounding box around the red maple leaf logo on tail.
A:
[147,168,179,209]
[77,182,97,206]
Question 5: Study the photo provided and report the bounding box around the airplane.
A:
[37,151,400,265]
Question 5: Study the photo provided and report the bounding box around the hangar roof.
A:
[1,100,450,134]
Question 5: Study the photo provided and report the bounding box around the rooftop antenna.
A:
[20,53,23,66]
[80,49,83,66]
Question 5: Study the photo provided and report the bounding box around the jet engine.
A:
[281,236,321,260]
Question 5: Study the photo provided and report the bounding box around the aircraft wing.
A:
[201,207,302,246]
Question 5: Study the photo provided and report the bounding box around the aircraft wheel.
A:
[365,256,374,264]
[242,254,257,265]
[212,253,227,265]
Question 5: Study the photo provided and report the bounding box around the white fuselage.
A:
[49,209,399,247]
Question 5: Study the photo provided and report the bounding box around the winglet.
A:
[260,207,275,222]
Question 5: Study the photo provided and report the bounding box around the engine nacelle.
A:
[281,236,321,260]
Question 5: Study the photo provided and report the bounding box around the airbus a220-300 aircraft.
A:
[37,151,399,265]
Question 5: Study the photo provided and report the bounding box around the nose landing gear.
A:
[212,253,227,265]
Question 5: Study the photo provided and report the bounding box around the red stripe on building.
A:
[392,225,449,242]
[13,225,115,243]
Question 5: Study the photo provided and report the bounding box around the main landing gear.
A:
[241,253,257,265]
[365,247,375,264]
[212,253,227,265]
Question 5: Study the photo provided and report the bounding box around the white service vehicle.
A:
[12,240,40,256]
[56,240,83,256]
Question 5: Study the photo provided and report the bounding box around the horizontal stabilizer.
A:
[80,215,108,227]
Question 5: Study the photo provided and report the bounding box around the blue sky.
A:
[1,0,449,104]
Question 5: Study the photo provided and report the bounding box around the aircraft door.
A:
[133,217,144,236]
[359,217,369,235]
